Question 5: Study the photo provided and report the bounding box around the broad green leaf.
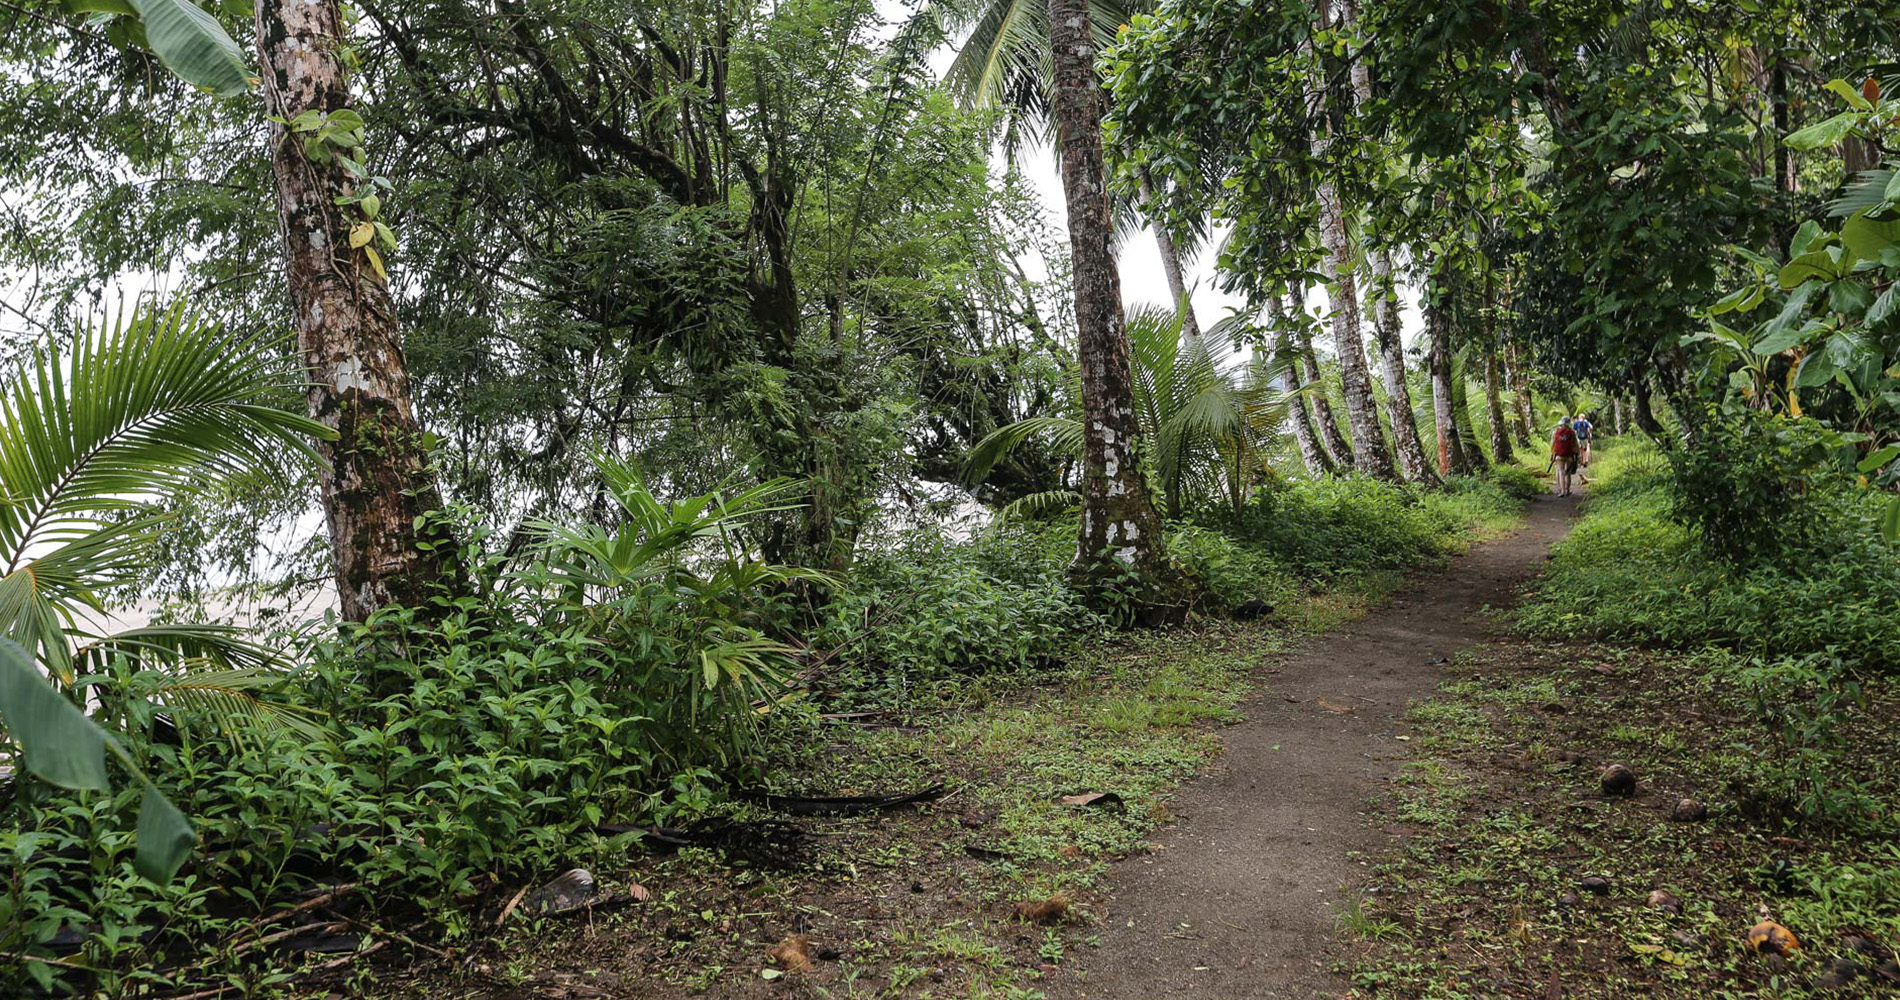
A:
[134,783,196,882]
[0,637,109,790]
[1795,350,1836,388]
[1753,315,1825,356]
[126,0,251,97]
[1867,283,1900,328]
[360,193,381,220]
[1825,78,1875,112]
[1887,171,1900,203]
[1778,248,1839,289]
[1785,111,1860,152]
[348,221,375,249]
[1842,210,1900,260]
[373,221,396,250]
[1829,279,1874,317]
[1788,220,1823,257]
[1857,444,1900,473]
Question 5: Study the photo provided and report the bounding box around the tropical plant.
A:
[963,304,1298,519]
[0,304,329,880]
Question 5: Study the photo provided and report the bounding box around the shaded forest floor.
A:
[338,487,1900,1000]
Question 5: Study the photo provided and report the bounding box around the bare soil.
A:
[1050,492,1579,1000]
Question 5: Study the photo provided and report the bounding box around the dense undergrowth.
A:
[2,470,1526,995]
[1521,438,1900,670]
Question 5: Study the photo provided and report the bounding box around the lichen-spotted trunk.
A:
[257,0,452,620]
[1048,0,1176,601]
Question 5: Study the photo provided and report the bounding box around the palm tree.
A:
[0,303,333,880]
[963,304,1297,520]
[930,0,1209,351]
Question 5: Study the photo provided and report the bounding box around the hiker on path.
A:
[1573,412,1595,482]
[1550,416,1580,497]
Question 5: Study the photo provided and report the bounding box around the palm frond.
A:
[961,415,1085,483]
[1829,168,1896,218]
[994,489,1082,522]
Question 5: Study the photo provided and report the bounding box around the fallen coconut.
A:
[1600,764,1637,797]
[1670,797,1707,822]
[1746,920,1800,956]
[1646,889,1681,913]
[1578,876,1611,896]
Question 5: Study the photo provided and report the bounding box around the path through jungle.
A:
[1055,491,1579,999]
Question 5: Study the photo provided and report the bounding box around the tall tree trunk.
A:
[1450,355,1490,473]
[1306,1,1396,480]
[1267,294,1334,476]
[1369,255,1439,484]
[1507,342,1535,445]
[1425,285,1470,476]
[1483,351,1516,464]
[1612,396,1626,435]
[1049,0,1176,594]
[256,0,452,621]
[1340,0,1432,483]
[1296,321,1352,468]
[1138,166,1203,353]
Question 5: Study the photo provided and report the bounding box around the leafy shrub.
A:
[1523,439,1900,670]
[0,469,815,992]
[1214,474,1520,582]
[1700,650,1879,830]
[1166,525,1303,613]
[1665,406,1839,565]
[810,527,1101,706]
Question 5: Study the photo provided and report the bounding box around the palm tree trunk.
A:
[1306,2,1395,480]
[1483,351,1516,463]
[1369,254,1439,484]
[1450,350,1491,473]
[1507,343,1535,445]
[1296,321,1352,468]
[256,0,453,620]
[1138,167,1203,353]
[1049,0,1175,593]
[1267,294,1334,476]
[1425,285,1469,476]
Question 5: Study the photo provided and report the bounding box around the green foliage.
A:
[810,524,1100,706]
[1523,440,1900,672]
[1704,650,1879,829]
[1663,406,1845,565]
[1212,474,1520,584]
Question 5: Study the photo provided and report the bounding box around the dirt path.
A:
[1055,492,1578,1000]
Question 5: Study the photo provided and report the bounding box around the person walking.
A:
[1572,412,1595,480]
[1549,416,1580,497]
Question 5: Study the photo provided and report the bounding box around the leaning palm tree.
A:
[963,304,1298,520]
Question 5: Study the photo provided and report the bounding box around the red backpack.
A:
[1552,426,1578,456]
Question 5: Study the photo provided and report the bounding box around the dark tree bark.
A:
[1049,0,1176,595]
[256,0,453,620]
[1267,294,1334,476]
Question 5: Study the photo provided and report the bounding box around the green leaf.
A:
[135,783,196,881]
[373,221,396,250]
[1867,283,1900,328]
[1825,78,1875,112]
[1886,171,1900,204]
[1856,445,1900,473]
[1829,279,1875,317]
[1788,220,1823,257]
[359,193,381,220]
[1842,210,1900,260]
[1884,495,1900,543]
[1779,248,1840,289]
[0,637,109,790]
[1795,350,1837,388]
[126,0,251,97]
[1752,315,1824,356]
[1785,111,1860,152]
[326,109,365,132]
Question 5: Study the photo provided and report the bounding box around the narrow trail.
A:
[1056,492,1579,1000]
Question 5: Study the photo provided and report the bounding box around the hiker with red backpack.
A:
[1549,416,1581,497]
